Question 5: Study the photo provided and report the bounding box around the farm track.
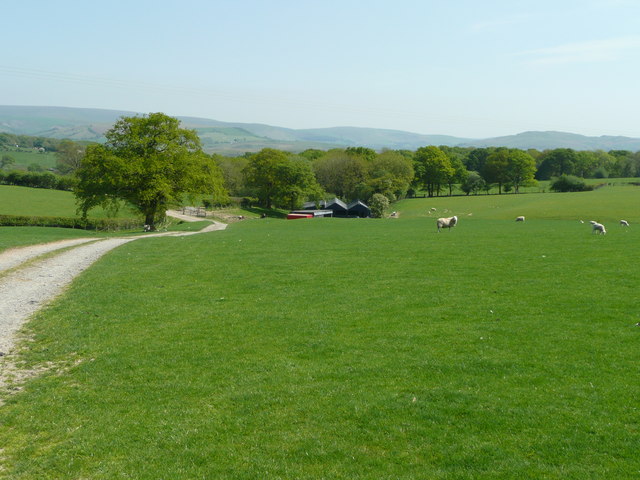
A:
[0,215,227,361]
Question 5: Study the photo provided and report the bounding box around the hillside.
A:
[460,130,640,151]
[2,106,640,153]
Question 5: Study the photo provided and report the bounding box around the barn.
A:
[300,198,370,218]
[347,200,371,218]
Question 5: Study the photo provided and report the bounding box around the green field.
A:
[0,185,137,219]
[0,149,58,170]
[1,186,639,478]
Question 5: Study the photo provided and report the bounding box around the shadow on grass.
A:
[242,206,288,219]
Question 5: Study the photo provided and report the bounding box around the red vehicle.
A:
[286,213,313,220]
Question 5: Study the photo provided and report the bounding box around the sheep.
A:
[591,222,606,235]
[437,215,457,232]
[515,216,525,222]
[620,220,630,227]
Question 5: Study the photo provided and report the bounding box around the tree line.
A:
[4,113,640,228]
[216,143,640,207]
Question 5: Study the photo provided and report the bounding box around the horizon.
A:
[3,104,640,142]
[2,1,640,139]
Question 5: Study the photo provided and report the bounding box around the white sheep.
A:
[437,215,458,232]
[591,222,606,235]
[620,220,629,227]
[515,216,525,222]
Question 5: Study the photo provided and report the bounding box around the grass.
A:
[0,185,639,478]
[0,185,139,220]
[0,149,58,170]
[398,184,640,223]
[0,227,102,252]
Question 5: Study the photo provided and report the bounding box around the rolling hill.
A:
[2,105,640,154]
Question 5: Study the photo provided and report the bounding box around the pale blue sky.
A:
[2,0,640,138]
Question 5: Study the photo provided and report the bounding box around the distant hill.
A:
[1,106,639,154]
[459,131,640,151]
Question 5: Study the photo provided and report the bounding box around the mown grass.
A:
[1,185,639,479]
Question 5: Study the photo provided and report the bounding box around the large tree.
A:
[244,148,322,209]
[536,148,578,180]
[75,113,225,229]
[505,149,537,193]
[367,150,414,200]
[312,149,368,200]
[415,146,454,197]
[56,139,85,174]
[482,148,510,194]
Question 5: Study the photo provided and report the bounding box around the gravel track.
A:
[0,217,227,357]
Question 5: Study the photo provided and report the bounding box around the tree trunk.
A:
[144,212,156,230]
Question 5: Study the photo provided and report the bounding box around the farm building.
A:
[347,200,371,218]
[303,198,348,216]
[288,209,334,219]
[300,198,371,218]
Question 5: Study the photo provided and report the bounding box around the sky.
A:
[2,0,640,138]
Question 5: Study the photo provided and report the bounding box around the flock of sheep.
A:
[432,208,630,235]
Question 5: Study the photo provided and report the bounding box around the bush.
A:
[0,169,73,190]
[550,175,593,192]
[369,193,389,218]
[593,167,609,179]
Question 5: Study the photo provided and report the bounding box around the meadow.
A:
[0,185,639,478]
[0,149,58,170]
[0,184,138,221]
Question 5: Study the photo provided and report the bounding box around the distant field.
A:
[0,149,57,170]
[0,185,137,219]
[399,184,640,223]
[1,185,638,478]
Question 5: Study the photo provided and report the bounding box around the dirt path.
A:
[0,214,227,357]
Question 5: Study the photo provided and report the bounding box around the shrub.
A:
[550,174,593,192]
[593,167,609,179]
[0,169,73,191]
[369,193,389,218]
[0,214,142,231]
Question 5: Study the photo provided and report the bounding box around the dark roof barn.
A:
[324,198,348,216]
[347,200,371,218]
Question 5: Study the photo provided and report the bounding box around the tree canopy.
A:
[75,112,226,229]
[414,146,454,197]
[243,148,322,209]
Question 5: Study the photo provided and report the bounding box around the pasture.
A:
[0,185,138,220]
[0,186,639,478]
[0,149,57,170]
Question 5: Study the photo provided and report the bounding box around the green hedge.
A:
[0,170,77,191]
[0,214,142,231]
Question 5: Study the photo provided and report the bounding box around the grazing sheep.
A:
[430,207,437,212]
[515,216,525,222]
[620,219,630,227]
[591,222,606,235]
[437,215,458,232]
